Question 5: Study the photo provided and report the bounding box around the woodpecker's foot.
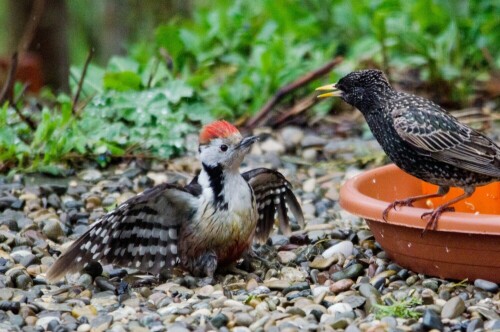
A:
[223,265,249,277]
[420,206,455,235]
[243,249,277,271]
[198,276,215,286]
[382,199,415,221]
[189,251,218,278]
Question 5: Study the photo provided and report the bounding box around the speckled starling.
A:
[317,69,500,232]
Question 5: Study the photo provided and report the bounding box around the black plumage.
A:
[317,69,500,232]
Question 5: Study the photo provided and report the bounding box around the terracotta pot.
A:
[339,163,500,282]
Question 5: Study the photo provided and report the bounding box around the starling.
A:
[317,69,500,232]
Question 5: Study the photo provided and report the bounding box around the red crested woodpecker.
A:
[47,120,304,281]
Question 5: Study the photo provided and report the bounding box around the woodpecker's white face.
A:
[199,134,257,170]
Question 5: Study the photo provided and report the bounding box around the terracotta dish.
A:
[339,163,500,282]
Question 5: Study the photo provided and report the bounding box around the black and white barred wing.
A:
[242,168,304,243]
[46,183,199,282]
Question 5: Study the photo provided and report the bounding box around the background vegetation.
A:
[0,0,499,173]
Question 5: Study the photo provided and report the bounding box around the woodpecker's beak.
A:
[316,84,342,98]
[236,136,258,150]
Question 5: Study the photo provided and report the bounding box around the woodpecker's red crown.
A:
[199,120,240,145]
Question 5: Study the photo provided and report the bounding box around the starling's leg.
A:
[421,186,475,234]
[382,186,450,221]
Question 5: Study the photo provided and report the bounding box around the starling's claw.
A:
[382,199,417,221]
[420,206,455,236]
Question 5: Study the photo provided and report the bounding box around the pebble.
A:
[277,251,297,264]
[309,255,339,270]
[327,303,353,315]
[210,313,229,329]
[330,279,354,293]
[474,279,499,293]
[42,219,64,241]
[332,263,363,281]
[441,296,466,319]
[90,314,113,332]
[322,241,353,258]
[423,308,444,331]
[281,127,304,150]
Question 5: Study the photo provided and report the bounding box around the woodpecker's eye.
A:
[220,144,228,152]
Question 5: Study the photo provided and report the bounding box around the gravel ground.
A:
[0,126,499,332]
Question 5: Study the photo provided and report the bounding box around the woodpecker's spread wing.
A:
[46,182,201,282]
[393,106,500,177]
[242,168,304,243]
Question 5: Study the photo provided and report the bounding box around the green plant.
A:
[372,296,422,319]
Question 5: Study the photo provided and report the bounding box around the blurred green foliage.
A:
[1,0,498,171]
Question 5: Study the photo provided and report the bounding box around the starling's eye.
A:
[220,144,228,152]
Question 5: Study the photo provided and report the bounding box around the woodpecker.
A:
[46,120,304,281]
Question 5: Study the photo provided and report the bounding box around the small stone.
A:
[71,305,97,319]
[283,282,310,295]
[197,285,214,297]
[77,274,93,288]
[381,316,397,328]
[327,303,352,315]
[466,318,483,332]
[322,241,353,259]
[42,219,64,241]
[15,274,32,290]
[0,288,13,300]
[269,234,289,246]
[474,279,499,293]
[311,286,329,297]
[281,127,304,150]
[0,300,21,313]
[342,296,366,309]
[90,314,113,332]
[309,255,339,270]
[277,251,297,264]
[260,138,285,154]
[441,296,466,319]
[422,279,439,292]
[281,266,307,282]
[79,169,103,182]
[301,135,327,148]
[302,148,317,162]
[210,313,229,329]
[36,316,60,330]
[484,320,500,331]
[95,277,116,292]
[369,270,395,287]
[422,308,444,331]
[332,264,363,281]
[330,279,354,293]
[9,314,24,327]
[77,324,91,332]
[234,313,253,327]
[303,178,316,193]
[439,289,451,300]
[329,317,349,329]
[286,306,306,316]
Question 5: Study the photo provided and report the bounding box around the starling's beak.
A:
[316,84,342,98]
[236,135,259,150]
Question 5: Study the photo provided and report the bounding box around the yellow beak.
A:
[316,84,342,98]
